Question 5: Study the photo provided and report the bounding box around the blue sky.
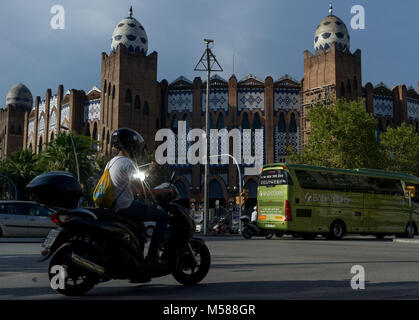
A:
[0,0,418,105]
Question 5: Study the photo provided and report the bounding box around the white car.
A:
[0,201,56,237]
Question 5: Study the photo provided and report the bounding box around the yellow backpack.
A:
[93,158,124,208]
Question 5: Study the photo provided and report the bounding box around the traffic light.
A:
[407,186,416,198]
[241,188,249,207]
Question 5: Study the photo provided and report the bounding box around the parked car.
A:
[0,201,56,237]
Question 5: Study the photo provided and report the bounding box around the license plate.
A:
[42,229,60,249]
[265,224,275,228]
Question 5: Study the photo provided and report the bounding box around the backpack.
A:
[92,158,124,208]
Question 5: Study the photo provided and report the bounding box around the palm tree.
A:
[0,149,40,200]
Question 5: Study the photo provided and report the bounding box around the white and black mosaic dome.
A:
[111,8,148,54]
[4,83,33,109]
[314,15,350,52]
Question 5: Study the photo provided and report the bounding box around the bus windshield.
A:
[259,169,292,187]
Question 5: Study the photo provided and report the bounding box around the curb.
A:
[393,239,419,244]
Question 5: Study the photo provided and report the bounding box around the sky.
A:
[0,0,418,105]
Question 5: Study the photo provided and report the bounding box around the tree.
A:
[290,99,384,170]
[0,149,40,200]
[380,123,419,176]
[38,131,97,185]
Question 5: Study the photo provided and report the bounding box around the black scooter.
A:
[27,171,211,296]
[240,215,274,239]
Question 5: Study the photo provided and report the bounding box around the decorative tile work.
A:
[202,88,228,113]
[373,95,393,118]
[238,88,264,113]
[61,104,70,125]
[49,96,58,110]
[84,99,101,122]
[49,111,56,132]
[289,131,300,153]
[168,90,193,113]
[39,115,45,134]
[274,88,301,113]
[28,120,34,135]
[407,98,419,120]
[274,129,287,162]
[38,100,45,117]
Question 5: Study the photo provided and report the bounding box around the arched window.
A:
[108,83,111,96]
[253,113,262,130]
[353,77,358,96]
[209,179,223,199]
[341,82,345,97]
[241,113,250,130]
[9,125,15,134]
[112,85,115,100]
[171,115,178,134]
[289,114,297,133]
[134,95,141,109]
[216,114,224,130]
[347,79,352,96]
[278,113,286,133]
[143,101,149,115]
[50,132,54,141]
[17,125,22,135]
[125,89,132,103]
[104,80,107,94]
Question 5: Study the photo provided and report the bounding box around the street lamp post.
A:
[209,154,243,233]
[60,125,80,183]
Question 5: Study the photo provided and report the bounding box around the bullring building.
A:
[1,6,419,211]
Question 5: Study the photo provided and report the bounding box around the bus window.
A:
[326,173,353,192]
[368,178,403,196]
[259,169,293,187]
[295,170,329,190]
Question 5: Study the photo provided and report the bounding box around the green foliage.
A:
[290,99,384,170]
[380,123,419,177]
[0,149,40,200]
[38,131,96,183]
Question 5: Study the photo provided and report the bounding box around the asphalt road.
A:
[1,235,419,299]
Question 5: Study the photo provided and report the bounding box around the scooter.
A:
[240,215,274,239]
[27,171,211,296]
[213,217,231,235]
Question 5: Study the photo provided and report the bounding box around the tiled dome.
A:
[4,83,33,110]
[314,15,350,52]
[111,7,148,54]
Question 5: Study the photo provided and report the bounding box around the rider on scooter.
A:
[106,128,173,266]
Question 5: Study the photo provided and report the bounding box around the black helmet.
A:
[111,128,144,159]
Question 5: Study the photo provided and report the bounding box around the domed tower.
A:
[100,7,161,155]
[0,83,33,158]
[301,4,362,145]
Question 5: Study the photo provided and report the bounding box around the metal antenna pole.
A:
[195,39,223,235]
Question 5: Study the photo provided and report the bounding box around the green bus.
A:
[257,163,419,240]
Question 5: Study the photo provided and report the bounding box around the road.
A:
[1,235,419,299]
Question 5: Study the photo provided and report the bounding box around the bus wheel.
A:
[406,222,416,239]
[275,231,284,238]
[328,220,346,240]
[265,230,274,239]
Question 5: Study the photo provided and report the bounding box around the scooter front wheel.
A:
[242,228,253,239]
[172,240,211,286]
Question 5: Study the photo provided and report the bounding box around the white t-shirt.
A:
[107,156,138,212]
[251,210,258,222]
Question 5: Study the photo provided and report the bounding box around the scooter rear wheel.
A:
[265,230,274,239]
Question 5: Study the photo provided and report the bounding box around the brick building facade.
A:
[1,7,419,210]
